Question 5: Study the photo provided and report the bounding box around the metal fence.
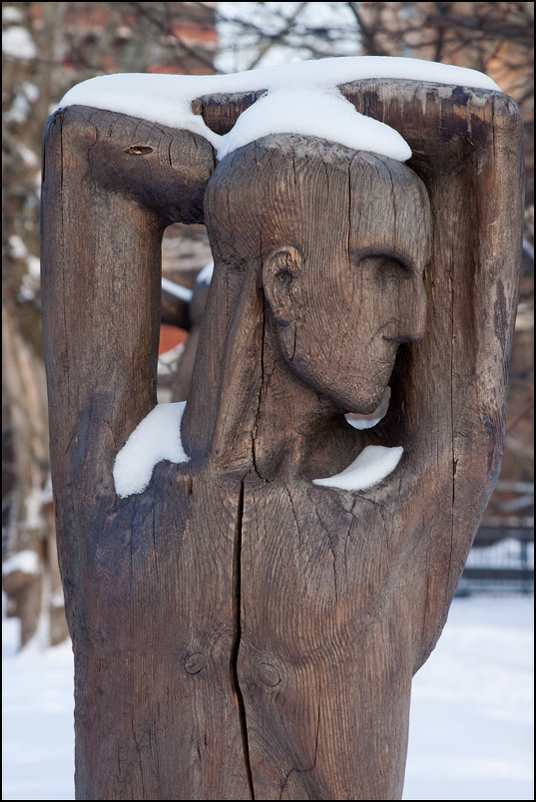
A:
[457,525,534,596]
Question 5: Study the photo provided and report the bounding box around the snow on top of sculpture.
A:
[58,56,500,164]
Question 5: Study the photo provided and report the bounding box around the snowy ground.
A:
[2,594,533,801]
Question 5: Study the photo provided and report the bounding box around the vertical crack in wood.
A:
[230,478,255,799]
[251,295,266,480]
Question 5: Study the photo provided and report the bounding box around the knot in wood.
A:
[257,661,281,687]
[184,652,206,674]
[123,145,153,156]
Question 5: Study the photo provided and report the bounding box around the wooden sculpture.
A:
[41,70,523,800]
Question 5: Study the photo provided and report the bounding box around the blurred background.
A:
[2,2,533,650]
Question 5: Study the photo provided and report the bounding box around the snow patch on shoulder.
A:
[313,445,403,492]
[113,401,189,498]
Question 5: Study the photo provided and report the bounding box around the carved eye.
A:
[356,254,413,285]
[376,256,412,276]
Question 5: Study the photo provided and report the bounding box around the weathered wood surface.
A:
[41,80,523,800]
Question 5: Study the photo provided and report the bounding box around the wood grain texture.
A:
[41,107,251,800]
[41,81,523,800]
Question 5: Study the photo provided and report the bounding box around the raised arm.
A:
[41,105,214,619]
[342,82,523,662]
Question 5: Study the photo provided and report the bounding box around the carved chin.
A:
[346,386,391,430]
[313,387,403,492]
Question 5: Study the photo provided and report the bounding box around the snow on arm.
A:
[57,56,501,164]
[216,88,410,161]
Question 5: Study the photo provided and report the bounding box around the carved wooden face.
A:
[263,155,431,413]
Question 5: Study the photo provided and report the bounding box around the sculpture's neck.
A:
[206,308,362,481]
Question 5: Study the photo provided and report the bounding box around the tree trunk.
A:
[1,302,68,646]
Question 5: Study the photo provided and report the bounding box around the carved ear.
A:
[262,245,303,326]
